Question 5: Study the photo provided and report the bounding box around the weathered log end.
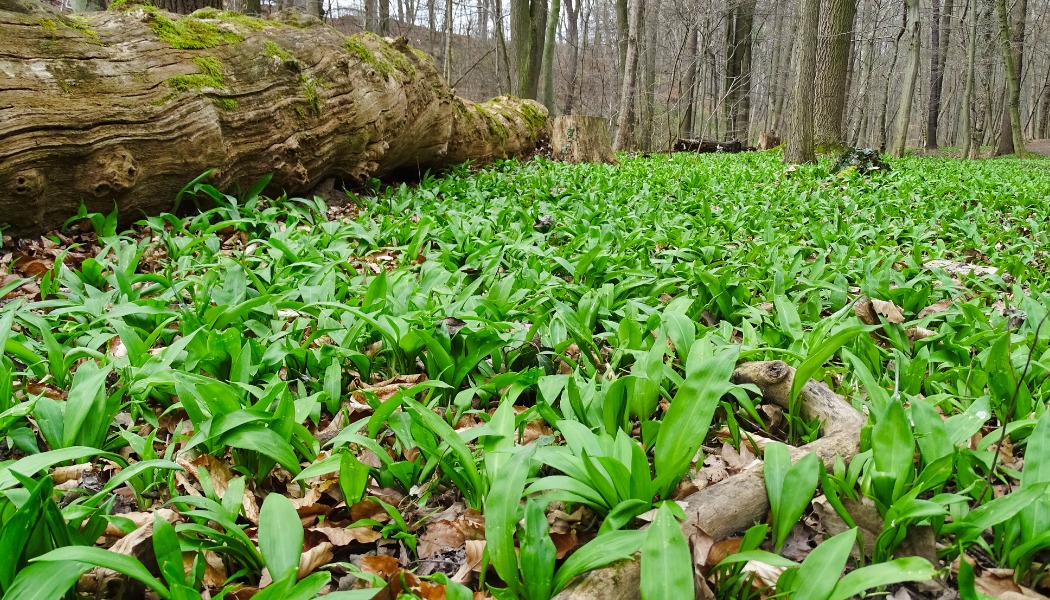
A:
[550,115,618,164]
[0,2,548,237]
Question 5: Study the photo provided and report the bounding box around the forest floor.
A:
[2,152,1050,600]
[1026,139,1050,156]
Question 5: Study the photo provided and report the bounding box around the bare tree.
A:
[724,0,755,143]
[512,0,548,98]
[813,0,857,150]
[541,0,561,112]
[786,0,818,163]
[890,0,920,158]
[614,0,645,149]
[995,0,1027,156]
[925,0,953,149]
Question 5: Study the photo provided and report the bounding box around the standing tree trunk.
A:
[613,0,644,149]
[925,0,953,149]
[724,0,755,142]
[379,0,391,33]
[494,0,513,94]
[638,0,660,150]
[1038,76,1050,139]
[478,0,489,40]
[540,0,561,112]
[615,0,629,101]
[561,0,582,113]
[890,0,921,158]
[442,0,453,81]
[813,0,857,150]
[680,24,699,138]
[961,0,979,157]
[785,0,818,163]
[994,0,1026,156]
[511,0,548,99]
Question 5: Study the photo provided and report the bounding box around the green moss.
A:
[107,0,141,11]
[167,56,225,93]
[474,105,508,143]
[39,18,57,31]
[265,40,294,62]
[517,102,548,132]
[66,16,102,43]
[344,33,416,80]
[142,6,244,49]
[300,73,323,117]
[191,8,273,30]
[216,97,238,110]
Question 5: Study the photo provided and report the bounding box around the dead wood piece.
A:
[552,360,865,600]
[0,2,549,237]
[758,132,782,150]
[672,138,756,153]
[550,115,618,164]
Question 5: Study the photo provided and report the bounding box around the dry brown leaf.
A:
[352,374,428,404]
[550,530,578,559]
[906,327,938,343]
[418,519,466,559]
[201,551,227,589]
[870,298,906,323]
[51,463,94,484]
[720,441,759,473]
[917,298,953,319]
[361,555,401,580]
[453,539,487,584]
[298,541,333,578]
[315,525,382,546]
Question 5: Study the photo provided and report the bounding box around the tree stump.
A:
[759,132,782,150]
[0,0,549,237]
[550,116,618,164]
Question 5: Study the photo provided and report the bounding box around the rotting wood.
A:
[552,360,866,600]
[550,115,618,164]
[672,138,756,153]
[0,0,549,237]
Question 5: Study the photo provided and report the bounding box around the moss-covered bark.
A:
[0,1,548,237]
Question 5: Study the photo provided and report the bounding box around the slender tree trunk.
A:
[613,0,645,149]
[1038,74,1050,139]
[541,0,561,112]
[378,0,390,32]
[994,0,1026,155]
[615,0,629,96]
[680,25,699,138]
[494,0,512,94]
[785,0,818,163]
[366,0,379,32]
[962,0,979,157]
[773,12,797,135]
[813,0,857,150]
[479,0,489,40]
[890,0,921,158]
[724,0,755,142]
[443,0,453,81]
[925,0,952,149]
[638,0,660,150]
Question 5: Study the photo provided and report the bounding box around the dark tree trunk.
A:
[813,0,857,150]
[995,0,1027,156]
[724,0,754,143]
[925,0,953,149]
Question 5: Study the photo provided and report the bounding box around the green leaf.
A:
[641,503,693,600]
[653,342,739,495]
[2,561,91,600]
[520,499,556,600]
[0,475,54,591]
[1019,410,1050,541]
[789,528,855,600]
[485,448,533,594]
[0,447,119,491]
[790,324,874,407]
[153,514,186,588]
[30,547,170,599]
[551,529,645,595]
[259,493,304,583]
[828,557,935,600]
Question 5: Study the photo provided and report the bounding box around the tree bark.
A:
[925,0,953,149]
[724,0,755,143]
[679,25,699,138]
[0,2,549,238]
[638,0,660,150]
[785,0,818,163]
[551,115,618,163]
[994,0,1026,156]
[155,0,220,13]
[443,0,453,81]
[511,0,548,99]
[813,0,856,150]
[889,0,921,158]
[961,0,979,157]
[612,0,644,149]
[541,0,561,112]
[561,0,582,114]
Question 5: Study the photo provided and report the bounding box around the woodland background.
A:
[50,0,1050,157]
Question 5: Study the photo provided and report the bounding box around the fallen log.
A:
[553,360,866,600]
[673,138,756,153]
[0,0,548,237]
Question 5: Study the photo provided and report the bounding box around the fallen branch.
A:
[553,360,866,600]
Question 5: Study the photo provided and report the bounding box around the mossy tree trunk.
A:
[0,0,549,238]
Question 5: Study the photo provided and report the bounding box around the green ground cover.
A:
[2,152,1050,598]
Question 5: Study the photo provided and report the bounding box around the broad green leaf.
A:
[259,493,304,583]
[2,561,91,600]
[521,499,556,600]
[551,529,646,595]
[789,528,856,600]
[30,547,170,599]
[1019,410,1050,541]
[791,324,874,408]
[828,557,936,600]
[653,342,739,495]
[640,503,693,600]
[485,448,533,594]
